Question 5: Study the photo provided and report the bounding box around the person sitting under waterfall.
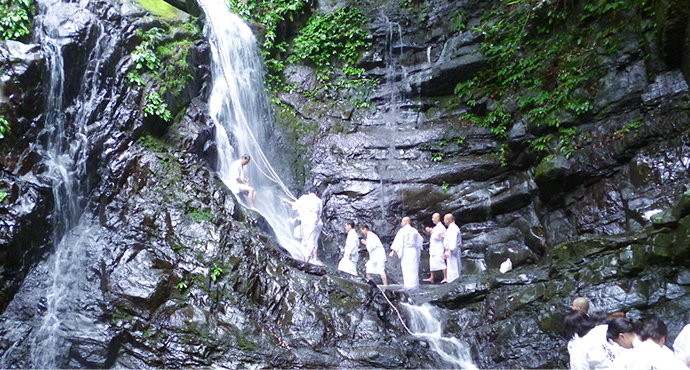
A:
[360,225,387,286]
[283,189,323,263]
[229,154,256,209]
[338,220,359,275]
[423,212,446,284]
[439,213,461,283]
[389,216,423,289]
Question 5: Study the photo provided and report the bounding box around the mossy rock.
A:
[137,0,190,21]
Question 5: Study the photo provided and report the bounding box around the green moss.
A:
[136,0,184,20]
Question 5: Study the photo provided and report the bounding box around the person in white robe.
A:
[423,213,446,283]
[283,191,323,262]
[612,315,687,370]
[228,155,256,208]
[674,323,690,366]
[338,220,359,275]
[564,310,615,370]
[439,213,462,283]
[360,225,387,286]
[389,216,423,289]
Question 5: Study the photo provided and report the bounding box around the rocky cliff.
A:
[0,0,689,368]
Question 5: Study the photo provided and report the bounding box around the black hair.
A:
[563,310,596,341]
[241,154,251,159]
[606,317,635,342]
[360,225,370,231]
[590,311,611,325]
[345,220,355,228]
[640,315,667,342]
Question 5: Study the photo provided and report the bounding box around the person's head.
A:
[360,225,370,236]
[640,315,667,345]
[401,216,411,226]
[443,213,454,226]
[572,297,590,314]
[563,309,596,341]
[345,220,355,231]
[240,154,251,165]
[432,213,441,224]
[607,317,638,349]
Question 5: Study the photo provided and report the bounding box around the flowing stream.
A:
[198,0,304,260]
[403,303,477,369]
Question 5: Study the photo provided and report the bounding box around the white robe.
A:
[391,224,422,288]
[443,222,462,282]
[429,222,446,271]
[568,325,615,370]
[364,232,386,275]
[291,193,323,260]
[613,339,687,370]
[674,324,690,365]
[228,159,247,194]
[338,229,359,275]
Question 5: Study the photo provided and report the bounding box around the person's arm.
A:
[283,199,294,206]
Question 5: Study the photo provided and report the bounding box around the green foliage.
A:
[210,266,224,282]
[0,189,7,203]
[176,281,189,290]
[290,7,370,80]
[430,152,443,162]
[138,134,166,152]
[0,116,9,139]
[441,182,449,194]
[188,209,212,223]
[127,24,200,121]
[0,0,34,41]
[456,0,647,161]
[144,91,172,121]
[456,135,466,145]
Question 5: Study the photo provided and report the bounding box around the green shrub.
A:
[0,0,34,41]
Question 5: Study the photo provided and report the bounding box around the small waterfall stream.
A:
[0,0,113,367]
[198,0,304,260]
[403,303,477,369]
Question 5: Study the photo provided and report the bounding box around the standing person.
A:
[563,310,616,370]
[675,323,690,366]
[338,220,359,275]
[283,190,323,263]
[229,154,256,208]
[423,213,446,283]
[439,213,461,283]
[360,225,387,286]
[389,216,423,289]
[616,315,687,370]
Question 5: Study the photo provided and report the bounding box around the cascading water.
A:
[0,0,112,367]
[402,303,477,369]
[198,0,304,260]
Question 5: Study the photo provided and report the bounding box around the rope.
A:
[203,5,297,201]
[377,285,412,335]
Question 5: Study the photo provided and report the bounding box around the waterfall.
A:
[198,0,303,260]
[402,303,477,369]
[0,0,110,367]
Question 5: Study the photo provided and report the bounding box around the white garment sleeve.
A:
[675,324,690,364]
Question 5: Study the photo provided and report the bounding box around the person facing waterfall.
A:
[423,213,446,284]
[283,189,323,262]
[360,225,387,286]
[439,213,461,283]
[389,216,423,289]
[338,220,359,275]
[229,155,256,208]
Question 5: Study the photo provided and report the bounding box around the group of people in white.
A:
[230,154,464,288]
[336,213,463,289]
[565,297,690,370]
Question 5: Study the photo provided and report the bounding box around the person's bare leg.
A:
[443,268,447,281]
[423,271,434,283]
[366,273,372,281]
[381,273,388,286]
[248,188,256,208]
